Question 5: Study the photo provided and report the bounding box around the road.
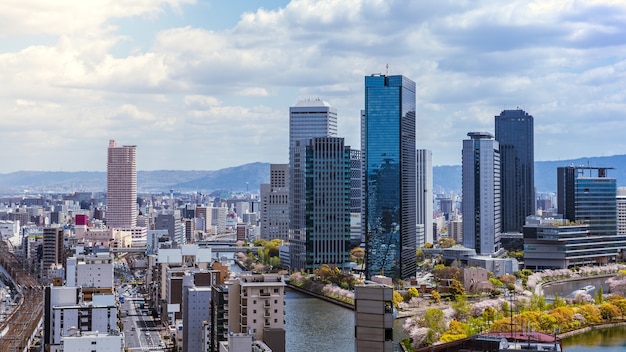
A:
[121,295,165,351]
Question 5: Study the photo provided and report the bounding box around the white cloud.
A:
[1,0,626,172]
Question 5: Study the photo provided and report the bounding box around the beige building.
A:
[227,273,285,352]
[106,140,137,229]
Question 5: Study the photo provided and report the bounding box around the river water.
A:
[284,289,409,351]
[563,324,626,351]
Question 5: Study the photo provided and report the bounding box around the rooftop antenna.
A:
[385,64,389,76]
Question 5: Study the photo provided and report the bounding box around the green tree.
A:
[595,286,604,304]
[599,302,620,321]
[416,249,425,262]
[393,290,404,307]
[451,295,471,321]
[351,247,365,264]
[421,308,446,336]
[407,287,419,298]
[438,237,456,248]
[449,279,465,296]
[431,290,441,304]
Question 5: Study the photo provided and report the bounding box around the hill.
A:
[2,155,626,194]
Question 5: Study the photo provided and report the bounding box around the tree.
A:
[416,249,425,262]
[595,286,604,304]
[599,303,620,321]
[421,308,446,336]
[393,291,404,308]
[350,247,365,264]
[407,287,419,298]
[451,295,471,321]
[431,291,441,304]
[438,237,456,248]
[449,279,465,296]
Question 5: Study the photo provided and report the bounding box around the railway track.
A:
[0,240,43,351]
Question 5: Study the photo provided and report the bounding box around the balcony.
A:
[259,292,271,297]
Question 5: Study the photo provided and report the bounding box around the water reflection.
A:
[285,289,355,351]
[563,324,626,352]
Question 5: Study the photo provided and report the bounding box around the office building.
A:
[524,214,626,269]
[462,132,502,256]
[350,149,363,214]
[106,140,137,228]
[289,99,337,270]
[362,74,417,280]
[557,166,617,236]
[183,278,212,352]
[304,137,351,271]
[416,149,433,245]
[260,164,290,242]
[495,109,535,233]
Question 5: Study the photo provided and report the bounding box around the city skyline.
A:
[2,1,626,173]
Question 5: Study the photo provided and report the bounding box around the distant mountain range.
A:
[2,155,626,195]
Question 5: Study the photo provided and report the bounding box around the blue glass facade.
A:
[495,109,534,233]
[557,166,617,236]
[363,75,417,280]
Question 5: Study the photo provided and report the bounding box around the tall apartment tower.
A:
[305,137,352,271]
[106,140,137,228]
[362,74,417,280]
[416,149,433,246]
[462,132,502,255]
[42,227,65,277]
[617,187,626,235]
[260,164,290,242]
[227,273,286,352]
[289,99,337,270]
[557,166,617,236]
[495,109,535,233]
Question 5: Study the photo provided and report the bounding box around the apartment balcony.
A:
[259,292,271,297]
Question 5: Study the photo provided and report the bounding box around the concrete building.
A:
[362,74,417,280]
[43,227,65,281]
[106,140,137,228]
[43,286,119,352]
[61,331,124,352]
[183,276,212,352]
[260,164,290,242]
[289,99,338,271]
[618,187,626,235]
[462,132,502,256]
[354,283,394,352]
[227,273,285,352]
[416,149,434,246]
[66,252,114,289]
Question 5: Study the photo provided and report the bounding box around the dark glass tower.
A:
[495,109,534,233]
[305,137,352,271]
[557,166,617,236]
[362,74,416,280]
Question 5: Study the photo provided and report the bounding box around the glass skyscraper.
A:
[462,132,502,255]
[557,166,617,236]
[495,109,534,233]
[289,99,337,270]
[305,137,351,271]
[362,74,416,280]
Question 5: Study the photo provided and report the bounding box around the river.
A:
[563,324,626,351]
[284,288,409,351]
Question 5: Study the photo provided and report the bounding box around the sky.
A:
[2,0,626,173]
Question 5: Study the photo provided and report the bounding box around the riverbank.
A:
[286,284,355,310]
[538,274,614,297]
[558,321,626,339]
